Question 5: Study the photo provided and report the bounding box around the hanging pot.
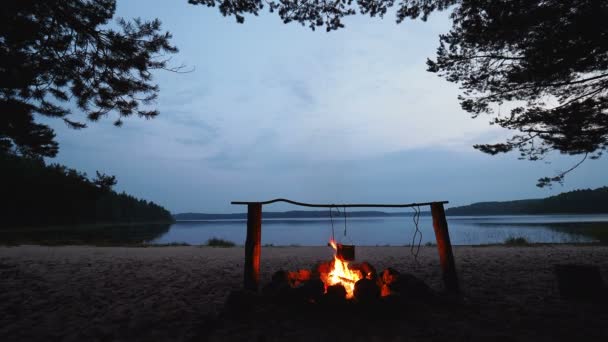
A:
[336,243,355,261]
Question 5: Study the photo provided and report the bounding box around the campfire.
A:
[261,239,433,304]
[320,239,363,298]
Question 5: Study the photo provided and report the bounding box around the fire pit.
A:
[261,239,434,304]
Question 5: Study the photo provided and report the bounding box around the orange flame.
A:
[322,239,362,299]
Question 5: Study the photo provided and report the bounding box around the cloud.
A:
[42,1,608,213]
[280,79,315,107]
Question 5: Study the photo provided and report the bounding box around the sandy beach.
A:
[1,245,607,341]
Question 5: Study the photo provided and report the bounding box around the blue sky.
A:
[45,0,607,213]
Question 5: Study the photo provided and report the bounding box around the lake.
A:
[2,214,607,246]
[151,214,608,246]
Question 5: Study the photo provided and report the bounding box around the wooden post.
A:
[244,203,262,291]
[430,202,459,293]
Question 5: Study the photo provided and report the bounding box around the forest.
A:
[446,187,608,216]
[1,152,173,228]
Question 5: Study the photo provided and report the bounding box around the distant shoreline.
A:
[173,212,608,221]
[174,187,608,219]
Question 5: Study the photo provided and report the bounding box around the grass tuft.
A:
[206,237,236,247]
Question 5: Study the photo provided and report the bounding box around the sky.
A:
[45,0,608,213]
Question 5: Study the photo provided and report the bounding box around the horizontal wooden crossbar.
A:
[231,198,448,208]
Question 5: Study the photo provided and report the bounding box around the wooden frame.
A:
[231,198,459,294]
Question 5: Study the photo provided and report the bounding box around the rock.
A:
[354,278,380,303]
[296,278,325,303]
[262,270,292,297]
[392,273,434,299]
[378,268,434,299]
[322,284,347,305]
[272,270,289,283]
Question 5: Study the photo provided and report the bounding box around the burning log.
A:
[337,275,357,284]
[354,278,380,303]
[351,261,377,280]
[314,260,332,278]
[263,269,323,304]
[378,267,400,297]
[380,267,400,285]
[288,269,311,287]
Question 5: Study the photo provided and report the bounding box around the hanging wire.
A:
[329,205,353,244]
[343,206,347,237]
[329,206,335,241]
[329,205,343,241]
[410,205,423,262]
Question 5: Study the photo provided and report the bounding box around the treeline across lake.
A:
[446,187,608,216]
[1,152,173,227]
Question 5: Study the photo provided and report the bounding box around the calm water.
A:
[2,215,607,246]
[151,215,608,246]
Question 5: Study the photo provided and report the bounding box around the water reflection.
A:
[153,216,608,246]
[474,221,608,244]
[0,224,171,245]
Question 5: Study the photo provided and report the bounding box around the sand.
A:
[1,245,607,341]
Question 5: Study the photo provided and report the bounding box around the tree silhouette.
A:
[426,0,608,187]
[93,171,117,191]
[190,0,608,186]
[1,0,179,158]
